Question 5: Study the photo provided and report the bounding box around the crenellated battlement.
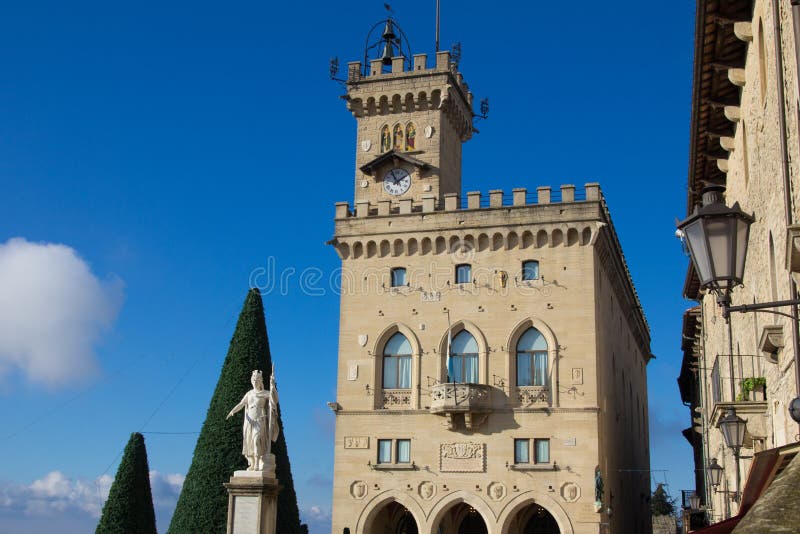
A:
[344,50,474,144]
[346,50,471,99]
[334,183,601,219]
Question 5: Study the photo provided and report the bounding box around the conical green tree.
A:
[168,288,303,534]
[96,432,157,534]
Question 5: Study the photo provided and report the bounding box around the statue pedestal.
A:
[224,458,281,534]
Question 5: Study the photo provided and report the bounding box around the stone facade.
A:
[330,37,651,534]
[680,0,800,526]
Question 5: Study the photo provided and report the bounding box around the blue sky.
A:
[0,1,697,532]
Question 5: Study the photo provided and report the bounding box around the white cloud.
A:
[0,470,183,533]
[301,505,331,533]
[0,237,124,387]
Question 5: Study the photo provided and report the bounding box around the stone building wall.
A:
[329,189,651,534]
[686,0,800,523]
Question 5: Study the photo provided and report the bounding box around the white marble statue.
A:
[226,367,280,471]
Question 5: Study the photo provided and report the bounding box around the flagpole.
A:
[435,0,440,52]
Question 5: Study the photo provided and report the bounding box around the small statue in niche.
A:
[226,367,280,471]
[393,124,404,150]
[381,125,391,152]
[405,123,416,150]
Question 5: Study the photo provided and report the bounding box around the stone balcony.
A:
[429,383,492,431]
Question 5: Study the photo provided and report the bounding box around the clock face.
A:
[383,168,411,196]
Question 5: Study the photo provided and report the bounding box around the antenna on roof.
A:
[329,56,346,84]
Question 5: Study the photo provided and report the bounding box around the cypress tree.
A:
[168,288,303,534]
[96,432,157,534]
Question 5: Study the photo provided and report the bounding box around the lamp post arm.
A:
[724,298,800,319]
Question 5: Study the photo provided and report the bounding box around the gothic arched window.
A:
[393,124,404,150]
[516,328,548,386]
[405,123,416,151]
[449,330,479,383]
[383,332,412,389]
[380,125,391,152]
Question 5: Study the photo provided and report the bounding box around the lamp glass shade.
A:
[707,458,723,487]
[689,492,700,510]
[719,410,747,450]
[678,188,754,293]
[706,218,734,282]
[735,214,750,282]
[684,219,714,286]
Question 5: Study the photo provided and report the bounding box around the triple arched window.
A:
[516,327,548,386]
[378,325,551,392]
[382,332,412,389]
[380,123,416,153]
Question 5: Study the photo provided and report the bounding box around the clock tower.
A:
[343,19,475,211]
[328,15,653,534]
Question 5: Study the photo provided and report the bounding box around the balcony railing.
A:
[382,389,412,409]
[429,382,492,430]
[515,386,551,407]
[710,354,767,405]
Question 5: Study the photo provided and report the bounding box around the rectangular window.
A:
[396,439,411,463]
[533,352,547,386]
[455,264,472,284]
[517,352,548,386]
[514,439,530,464]
[522,260,539,281]
[449,354,479,383]
[534,439,550,464]
[383,355,411,389]
[377,439,392,464]
[391,267,407,287]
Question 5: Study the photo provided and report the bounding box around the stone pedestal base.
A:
[224,468,282,534]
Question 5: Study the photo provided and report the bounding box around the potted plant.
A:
[740,377,767,401]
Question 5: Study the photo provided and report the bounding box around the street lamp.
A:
[706,458,723,488]
[718,410,747,453]
[689,492,701,510]
[677,185,800,318]
[678,186,800,421]
[678,185,753,303]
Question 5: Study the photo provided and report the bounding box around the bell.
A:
[380,41,395,66]
[381,19,396,41]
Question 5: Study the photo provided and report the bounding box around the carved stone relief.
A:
[561,482,581,503]
[440,442,485,472]
[487,482,506,501]
[418,481,436,500]
[343,436,369,449]
[383,389,412,408]
[571,368,583,385]
[350,480,367,499]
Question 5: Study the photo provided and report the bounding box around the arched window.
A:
[381,125,391,152]
[516,328,548,386]
[448,330,479,383]
[521,260,539,281]
[383,333,411,389]
[391,267,407,287]
[405,123,416,150]
[393,124,404,150]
